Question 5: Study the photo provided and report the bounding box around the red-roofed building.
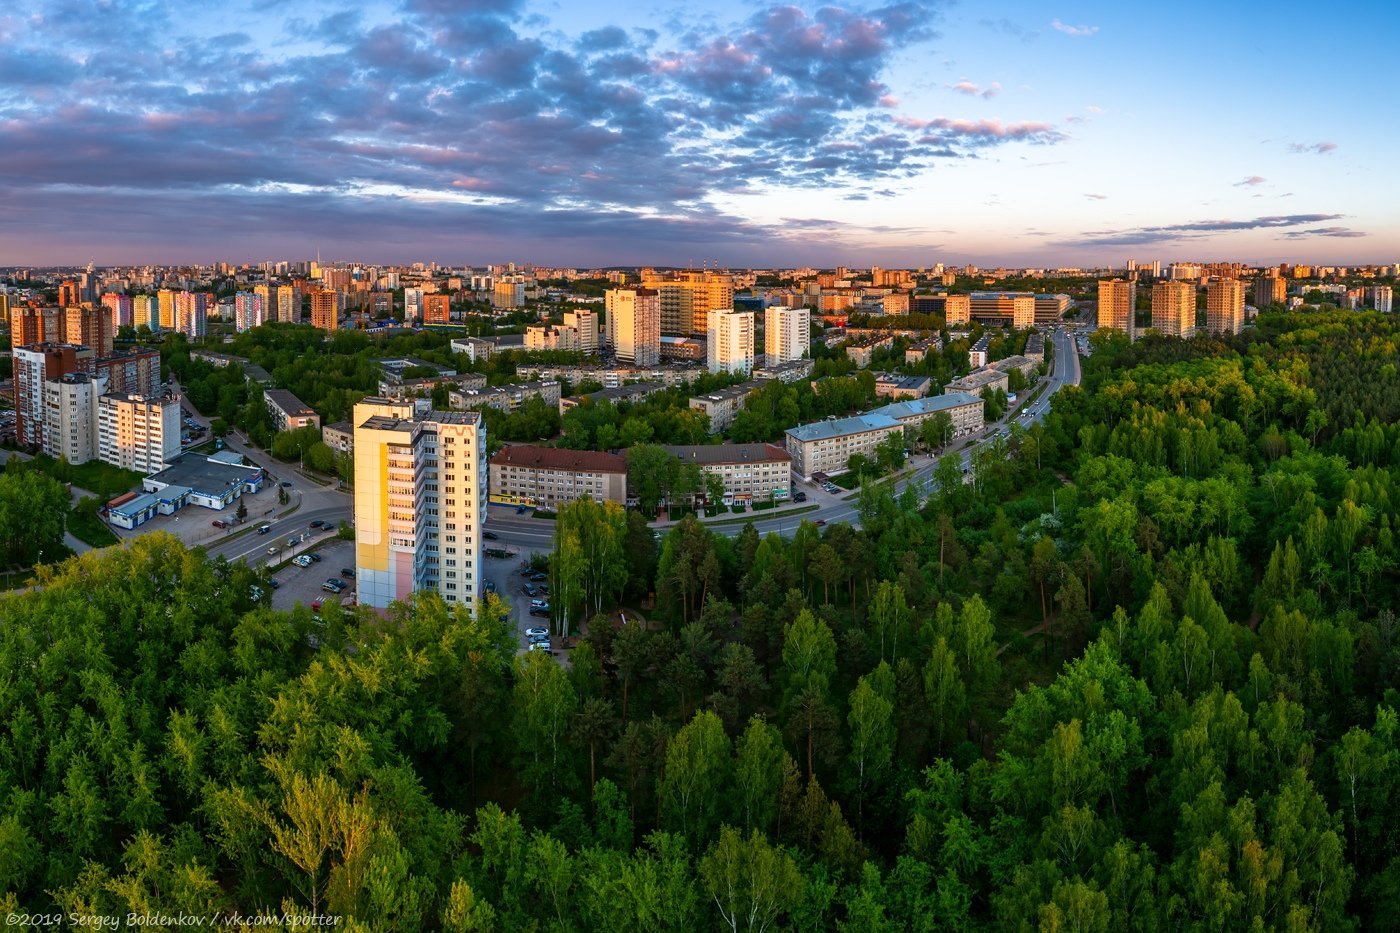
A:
[488,444,628,508]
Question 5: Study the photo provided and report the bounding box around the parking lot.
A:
[480,548,556,656]
[267,537,356,612]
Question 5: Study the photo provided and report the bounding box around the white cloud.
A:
[1052,19,1098,37]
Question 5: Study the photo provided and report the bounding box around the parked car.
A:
[250,586,264,600]
[523,583,538,597]
[530,599,548,609]
[321,582,342,593]
[267,578,280,590]
[793,492,807,502]
[292,555,313,568]
[525,627,549,639]
[308,553,323,563]
[482,530,499,540]
[529,606,549,617]
[529,641,552,652]
[484,580,497,593]
[311,600,323,612]
[212,519,229,528]
[340,567,355,578]
[325,578,347,590]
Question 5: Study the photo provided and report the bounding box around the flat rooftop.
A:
[786,412,898,444]
[147,454,261,496]
[664,443,791,465]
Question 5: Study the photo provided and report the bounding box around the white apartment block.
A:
[663,443,792,502]
[1367,285,1393,313]
[42,372,108,465]
[605,288,661,366]
[98,393,181,474]
[565,309,600,353]
[784,393,983,478]
[525,324,579,352]
[276,286,300,322]
[707,307,755,374]
[764,306,810,364]
[353,399,487,611]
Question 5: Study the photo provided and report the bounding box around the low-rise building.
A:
[662,443,792,502]
[378,372,485,399]
[264,388,321,432]
[876,393,983,438]
[784,413,901,478]
[559,382,667,414]
[525,324,579,352]
[1024,333,1045,361]
[783,392,985,477]
[143,451,265,510]
[968,335,990,369]
[944,368,1010,397]
[380,357,458,380]
[98,393,180,474]
[489,445,627,508]
[450,336,496,362]
[845,335,893,368]
[660,336,706,361]
[689,379,769,433]
[989,354,1039,379]
[752,358,814,383]
[322,421,354,454]
[905,336,941,365]
[451,380,562,412]
[874,373,932,400]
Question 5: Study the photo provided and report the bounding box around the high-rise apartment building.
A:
[1253,275,1287,309]
[493,279,525,309]
[564,310,599,353]
[42,372,108,464]
[1366,285,1393,313]
[133,295,157,331]
[764,306,810,364]
[234,291,266,331]
[64,304,113,358]
[14,344,95,448]
[1206,279,1246,335]
[101,293,132,330]
[175,292,208,339]
[605,288,661,365]
[1097,279,1136,340]
[310,289,339,331]
[403,287,424,321]
[706,308,755,375]
[1151,281,1196,338]
[96,348,161,399]
[98,393,180,474]
[58,280,80,307]
[944,294,971,325]
[640,271,735,335]
[352,398,487,611]
[276,285,299,322]
[423,294,452,324]
[157,289,177,330]
[9,306,59,349]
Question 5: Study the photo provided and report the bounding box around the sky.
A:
[0,0,1395,268]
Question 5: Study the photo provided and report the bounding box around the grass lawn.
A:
[831,472,863,490]
[30,454,143,500]
[68,499,120,548]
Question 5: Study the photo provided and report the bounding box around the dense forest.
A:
[2,310,1399,928]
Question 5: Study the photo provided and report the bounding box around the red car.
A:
[311,600,323,613]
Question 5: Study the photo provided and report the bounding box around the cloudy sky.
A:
[1,0,1393,267]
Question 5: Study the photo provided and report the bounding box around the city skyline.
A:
[1,0,1395,267]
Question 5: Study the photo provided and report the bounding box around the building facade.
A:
[640,271,736,335]
[1253,275,1287,310]
[1206,278,1246,335]
[764,305,810,364]
[64,305,112,358]
[488,445,627,508]
[310,289,339,331]
[706,308,755,374]
[42,372,108,464]
[264,388,321,432]
[1151,280,1196,337]
[353,399,487,611]
[564,309,600,353]
[1097,279,1136,340]
[14,343,94,448]
[662,443,791,502]
[98,393,181,474]
[605,287,661,366]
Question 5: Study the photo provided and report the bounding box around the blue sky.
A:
[0,0,1393,268]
